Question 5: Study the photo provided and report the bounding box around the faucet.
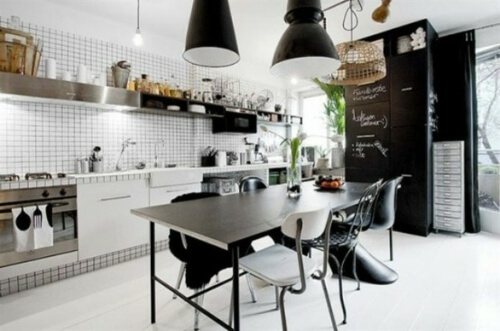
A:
[115,138,136,171]
[154,139,165,168]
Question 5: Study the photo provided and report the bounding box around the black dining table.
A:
[131,181,397,331]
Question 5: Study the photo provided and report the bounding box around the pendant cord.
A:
[136,0,140,30]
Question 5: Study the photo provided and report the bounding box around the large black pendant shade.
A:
[270,0,340,79]
[183,0,240,67]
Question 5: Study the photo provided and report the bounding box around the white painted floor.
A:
[1,230,499,331]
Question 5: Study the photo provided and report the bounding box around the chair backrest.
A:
[281,207,331,241]
[168,192,221,261]
[281,206,333,290]
[239,176,267,193]
[370,176,404,230]
[352,179,383,232]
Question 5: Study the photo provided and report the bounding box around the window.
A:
[476,46,500,212]
[301,93,328,159]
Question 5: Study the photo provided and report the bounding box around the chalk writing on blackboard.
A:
[351,84,387,102]
[373,140,389,157]
[352,109,388,128]
[351,138,389,159]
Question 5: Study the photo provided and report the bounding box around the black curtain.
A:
[434,30,480,233]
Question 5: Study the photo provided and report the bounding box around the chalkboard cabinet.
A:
[345,19,437,236]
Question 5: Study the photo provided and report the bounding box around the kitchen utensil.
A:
[33,205,42,228]
[46,204,53,227]
[15,207,31,231]
[111,64,130,88]
[92,146,102,160]
[117,60,131,69]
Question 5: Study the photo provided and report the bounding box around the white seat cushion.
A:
[239,244,318,288]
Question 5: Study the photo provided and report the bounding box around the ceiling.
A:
[45,0,500,70]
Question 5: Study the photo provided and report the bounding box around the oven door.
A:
[0,198,77,267]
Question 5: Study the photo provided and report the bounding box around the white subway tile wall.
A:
[0,16,286,175]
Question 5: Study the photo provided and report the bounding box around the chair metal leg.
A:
[320,278,338,331]
[275,286,279,310]
[352,245,360,291]
[194,286,205,331]
[329,253,346,324]
[173,262,186,299]
[246,273,257,303]
[279,286,290,331]
[389,227,394,261]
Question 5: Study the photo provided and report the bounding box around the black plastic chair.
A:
[306,179,382,325]
[370,176,404,261]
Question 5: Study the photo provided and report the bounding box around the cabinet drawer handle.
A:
[401,87,413,92]
[100,195,131,202]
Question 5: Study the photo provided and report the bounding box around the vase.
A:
[287,156,302,198]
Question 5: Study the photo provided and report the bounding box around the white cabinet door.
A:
[149,183,201,241]
[77,179,149,260]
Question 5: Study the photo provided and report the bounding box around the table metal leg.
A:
[232,246,240,331]
[150,222,156,324]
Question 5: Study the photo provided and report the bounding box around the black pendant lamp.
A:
[183,0,240,67]
[270,0,340,79]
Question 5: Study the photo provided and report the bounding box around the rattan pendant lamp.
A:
[324,0,386,85]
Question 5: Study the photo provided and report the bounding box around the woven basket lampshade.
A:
[326,40,386,85]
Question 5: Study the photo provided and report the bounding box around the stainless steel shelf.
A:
[0,72,140,110]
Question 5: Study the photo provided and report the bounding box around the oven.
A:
[0,183,77,268]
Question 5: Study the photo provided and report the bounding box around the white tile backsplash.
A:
[0,16,288,175]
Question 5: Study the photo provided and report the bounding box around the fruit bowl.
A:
[314,176,344,190]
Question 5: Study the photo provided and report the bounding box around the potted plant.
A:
[315,146,330,169]
[313,78,346,168]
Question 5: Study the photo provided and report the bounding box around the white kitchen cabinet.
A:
[149,170,202,241]
[77,179,149,260]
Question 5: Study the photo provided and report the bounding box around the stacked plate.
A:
[188,104,205,114]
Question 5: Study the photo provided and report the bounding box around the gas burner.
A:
[25,172,53,180]
[0,174,20,182]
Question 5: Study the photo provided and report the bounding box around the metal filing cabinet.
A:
[433,141,465,235]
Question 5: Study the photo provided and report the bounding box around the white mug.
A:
[45,59,56,79]
[77,64,87,83]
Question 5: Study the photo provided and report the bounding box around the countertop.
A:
[0,162,307,190]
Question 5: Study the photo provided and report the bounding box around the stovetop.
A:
[0,172,67,182]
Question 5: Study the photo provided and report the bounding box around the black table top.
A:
[131,181,369,250]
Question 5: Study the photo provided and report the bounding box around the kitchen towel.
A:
[33,204,53,249]
[12,206,35,252]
